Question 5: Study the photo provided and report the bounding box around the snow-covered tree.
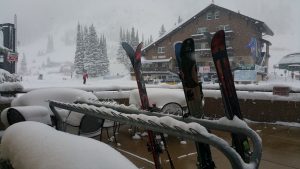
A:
[84,25,99,77]
[117,28,127,65]
[97,35,109,76]
[46,35,54,53]
[82,26,89,72]
[178,16,183,24]
[19,53,28,75]
[74,23,85,74]
[159,24,166,37]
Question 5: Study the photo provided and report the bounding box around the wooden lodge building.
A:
[141,4,273,83]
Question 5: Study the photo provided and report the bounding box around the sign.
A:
[234,70,257,82]
[199,66,210,73]
[273,86,290,96]
[7,52,18,62]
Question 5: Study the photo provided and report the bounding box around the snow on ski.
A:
[175,39,215,169]
[210,30,251,162]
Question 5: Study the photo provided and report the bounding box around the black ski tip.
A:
[211,30,226,54]
[181,38,195,53]
[174,42,182,66]
[121,42,135,57]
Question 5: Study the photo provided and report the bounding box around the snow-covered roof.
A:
[278,53,300,64]
[143,4,273,51]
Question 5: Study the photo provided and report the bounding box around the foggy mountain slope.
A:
[17,32,128,76]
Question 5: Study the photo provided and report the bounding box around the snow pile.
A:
[1,121,138,169]
[11,87,98,108]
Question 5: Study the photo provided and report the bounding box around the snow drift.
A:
[1,121,138,169]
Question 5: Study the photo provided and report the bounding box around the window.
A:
[195,42,209,49]
[224,25,230,31]
[200,42,209,49]
[214,11,220,19]
[216,25,230,31]
[157,47,165,54]
[197,27,208,34]
[226,40,231,47]
[206,12,212,20]
[0,55,3,62]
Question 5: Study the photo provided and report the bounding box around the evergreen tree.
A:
[178,16,183,24]
[46,35,54,53]
[82,26,89,72]
[99,35,109,76]
[117,27,130,68]
[19,53,28,75]
[74,23,85,74]
[159,24,166,37]
[84,25,99,77]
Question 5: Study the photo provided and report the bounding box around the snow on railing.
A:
[49,99,262,169]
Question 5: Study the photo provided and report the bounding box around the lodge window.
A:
[195,42,209,49]
[215,11,220,19]
[0,55,4,63]
[200,42,209,49]
[217,25,230,31]
[206,12,212,20]
[157,47,165,54]
[226,40,231,47]
[197,27,208,34]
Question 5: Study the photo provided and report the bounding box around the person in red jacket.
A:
[83,71,88,84]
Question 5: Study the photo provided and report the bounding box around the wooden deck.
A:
[101,123,300,169]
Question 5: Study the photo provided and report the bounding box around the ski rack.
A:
[48,99,262,169]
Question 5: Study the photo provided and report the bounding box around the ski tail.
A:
[175,39,215,169]
[211,30,250,162]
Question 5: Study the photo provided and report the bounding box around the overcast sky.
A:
[1,0,299,63]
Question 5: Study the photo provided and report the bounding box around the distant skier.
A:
[83,71,88,84]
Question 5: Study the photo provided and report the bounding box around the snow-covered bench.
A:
[0,121,138,169]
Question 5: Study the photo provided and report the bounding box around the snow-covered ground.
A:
[1,121,138,169]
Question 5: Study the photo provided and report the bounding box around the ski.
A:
[210,30,250,162]
[121,42,163,169]
[175,39,215,169]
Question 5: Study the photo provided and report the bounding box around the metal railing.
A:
[49,99,262,169]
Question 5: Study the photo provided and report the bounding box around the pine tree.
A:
[83,26,89,72]
[19,53,28,75]
[74,23,85,74]
[117,27,134,69]
[99,35,109,76]
[159,24,166,37]
[84,25,99,77]
[46,35,54,53]
[117,27,127,65]
[178,16,183,24]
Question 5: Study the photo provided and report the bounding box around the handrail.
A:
[48,99,262,169]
